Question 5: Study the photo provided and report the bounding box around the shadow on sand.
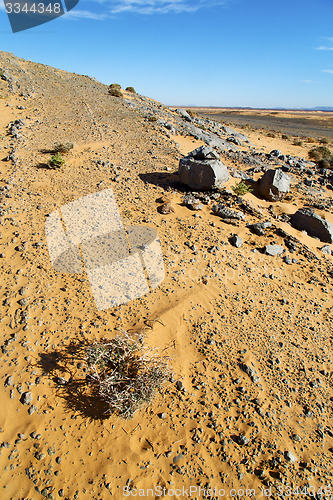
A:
[139,171,185,191]
[37,340,110,422]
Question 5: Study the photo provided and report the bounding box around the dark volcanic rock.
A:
[249,221,272,236]
[290,208,333,243]
[229,234,243,248]
[258,168,290,201]
[212,205,245,221]
[178,146,230,190]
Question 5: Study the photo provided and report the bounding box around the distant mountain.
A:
[310,106,333,111]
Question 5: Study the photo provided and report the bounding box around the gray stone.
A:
[4,376,13,387]
[182,194,204,210]
[264,244,284,256]
[290,208,333,243]
[178,146,230,190]
[258,168,290,201]
[176,108,192,122]
[212,205,245,221]
[20,392,32,405]
[236,434,250,446]
[249,221,272,236]
[227,136,242,146]
[240,363,261,383]
[230,234,243,248]
[269,149,285,160]
[284,451,297,463]
[320,244,331,255]
[54,377,68,386]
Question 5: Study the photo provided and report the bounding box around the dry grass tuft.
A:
[86,331,171,419]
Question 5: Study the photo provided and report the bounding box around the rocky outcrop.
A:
[212,204,245,222]
[290,208,333,243]
[258,168,290,201]
[178,146,230,190]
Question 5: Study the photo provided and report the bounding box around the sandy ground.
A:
[0,52,333,500]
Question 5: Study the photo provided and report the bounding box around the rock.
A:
[284,451,297,463]
[212,205,245,221]
[4,376,13,387]
[230,234,243,248]
[269,149,285,160]
[240,363,261,383]
[157,119,176,134]
[258,168,290,201]
[176,380,184,391]
[159,202,175,214]
[290,208,333,243]
[182,195,204,210]
[264,244,284,256]
[320,244,331,255]
[227,136,242,146]
[235,434,250,446]
[176,108,192,122]
[54,377,68,386]
[20,392,32,405]
[249,221,272,236]
[178,146,230,191]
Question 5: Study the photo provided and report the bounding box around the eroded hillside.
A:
[0,51,333,500]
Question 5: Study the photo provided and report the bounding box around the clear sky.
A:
[0,0,333,108]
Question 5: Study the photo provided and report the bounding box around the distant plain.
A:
[186,107,333,140]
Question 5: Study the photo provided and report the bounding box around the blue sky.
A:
[1,0,333,107]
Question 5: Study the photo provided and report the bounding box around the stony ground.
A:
[0,51,333,500]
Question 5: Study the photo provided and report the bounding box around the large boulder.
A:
[178,146,230,190]
[290,208,333,243]
[258,168,290,201]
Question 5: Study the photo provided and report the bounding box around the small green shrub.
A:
[232,181,253,196]
[307,137,317,143]
[293,140,303,146]
[308,146,332,163]
[109,88,123,97]
[48,153,65,169]
[109,83,121,90]
[125,86,136,94]
[281,134,289,140]
[320,138,329,145]
[86,331,170,419]
[147,115,158,122]
[267,132,276,138]
[53,142,73,154]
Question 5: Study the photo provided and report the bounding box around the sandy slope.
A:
[0,51,333,500]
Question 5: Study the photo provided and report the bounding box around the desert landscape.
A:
[0,50,333,500]
[183,108,333,141]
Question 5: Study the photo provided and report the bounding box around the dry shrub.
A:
[53,142,73,154]
[309,146,332,163]
[109,88,123,97]
[86,331,170,419]
[109,83,121,90]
